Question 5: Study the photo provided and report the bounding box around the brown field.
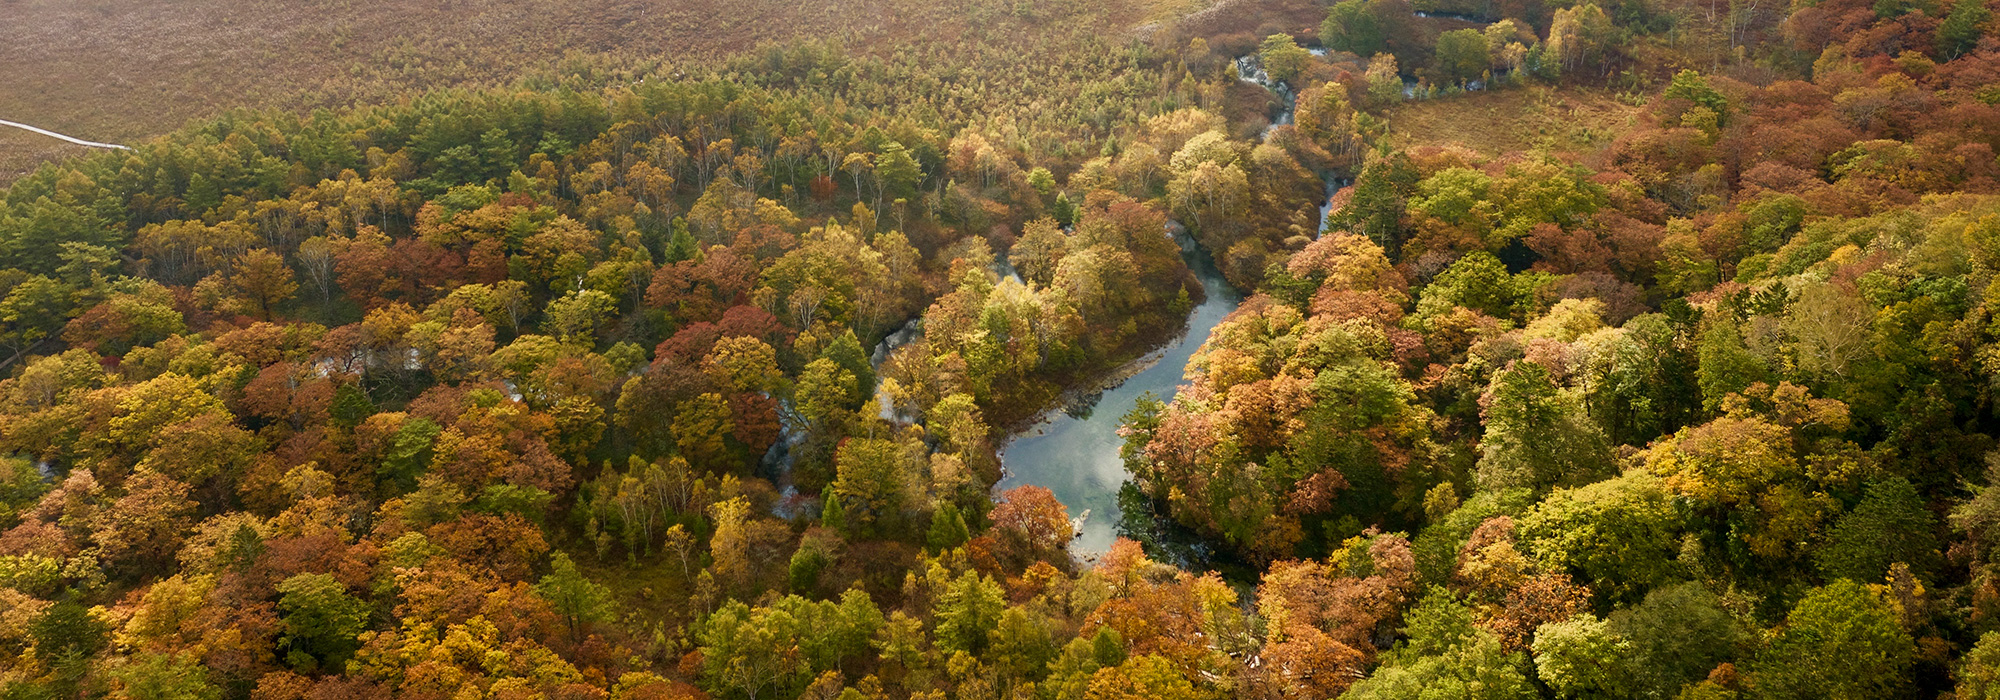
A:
[1,0,1584,182]
[0,130,97,182]
[1377,84,1646,159]
[0,0,1174,180]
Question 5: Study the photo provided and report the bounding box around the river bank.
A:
[994,224,1243,557]
[991,51,1356,560]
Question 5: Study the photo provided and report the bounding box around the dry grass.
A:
[1,0,1644,182]
[1173,0,1327,39]
[0,0,1152,181]
[0,130,98,182]
[1377,85,1645,159]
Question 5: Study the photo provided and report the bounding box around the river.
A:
[988,52,1361,559]
[994,227,1242,556]
[848,51,1343,559]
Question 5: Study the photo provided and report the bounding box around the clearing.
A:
[1378,85,1645,159]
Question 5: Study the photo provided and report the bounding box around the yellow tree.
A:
[223,248,299,321]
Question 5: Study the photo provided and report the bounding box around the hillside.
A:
[2,0,2000,697]
[0,0,1190,180]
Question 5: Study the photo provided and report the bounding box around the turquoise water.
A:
[994,232,1242,557]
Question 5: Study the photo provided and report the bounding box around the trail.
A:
[0,119,131,150]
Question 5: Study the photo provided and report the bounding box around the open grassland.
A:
[0,0,1162,180]
[0,131,96,182]
[1378,85,1646,158]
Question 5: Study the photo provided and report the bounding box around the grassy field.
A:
[2,0,1586,182]
[0,0,1172,181]
[0,131,98,182]
[1378,85,1646,159]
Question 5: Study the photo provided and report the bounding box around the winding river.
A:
[855,52,1345,559]
[995,229,1242,556]
[991,52,1356,558]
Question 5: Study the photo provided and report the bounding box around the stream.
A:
[1413,9,1495,22]
[849,52,1347,560]
[995,227,1241,556]
[1236,53,1352,235]
[986,53,1347,559]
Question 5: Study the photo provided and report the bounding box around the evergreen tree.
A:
[275,573,368,672]
[536,552,615,644]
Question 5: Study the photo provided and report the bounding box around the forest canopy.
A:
[0,0,1998,697]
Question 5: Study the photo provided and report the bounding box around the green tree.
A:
[1434,29,1489,85]
[110,652,222,700]
[1518,472,1683,604]
[1489,159,1606,244]
[1259,34,1313,84]
[1323,0,1389,56]
[1475,361,1616,493]
[1346,591,1535,700]
[1816,477,1940,582]
[989,607,1057,683]
[1938,0,1992,60]
[1583,313,1703,447]
[1697,316,1768,411]
[0,274,73,365]
[1960,630,2000,700]
[1740,193,1808,253]
[1753,580,1915,699]
[696,592,880,699]
[1606,582,1747,699]
[927,501,971,551]
[1663,70,1729,125]
[818,329,875,407]
[794,357,857,440]
[699,600,809,700]
[785,590,882,672]
[542,289,617,344]
[829,438,910,536]
[874,141,924,201]
[1415,251,1517,320]
[537,552,614,643]
[29,598,109,665]
[1531,614,1630,700]
[328,383,376,429]
[3,197,124,275]
[1027,167,1057,197]
[275,573,368,672]
[378,417,441,495]
[787,540,832,594]
[665,217,700,263]
[934,569,1005,654]
[1333,152,1417,252]
[1410,166,1495,236]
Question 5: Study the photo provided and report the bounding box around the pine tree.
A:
[927,501,970,552]
[536,552,614,644]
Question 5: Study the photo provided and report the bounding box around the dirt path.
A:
[0,118,129,150]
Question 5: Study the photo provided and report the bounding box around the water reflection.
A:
[996,228,1242,558]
